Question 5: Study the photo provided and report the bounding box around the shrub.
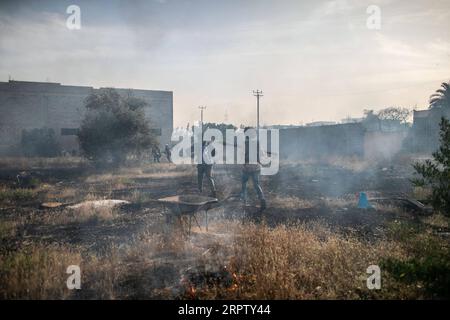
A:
[382,221,450,298]
[78,88,156,166]
[412,117,450,216]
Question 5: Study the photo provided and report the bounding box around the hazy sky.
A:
[1,0,449,127]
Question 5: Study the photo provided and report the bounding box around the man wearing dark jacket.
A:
[164,144,172,163]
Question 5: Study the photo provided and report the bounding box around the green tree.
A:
[78,88,156,166]
[412,117,450,215]
[430,81,450,110]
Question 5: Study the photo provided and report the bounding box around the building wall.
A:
[279,123,366,160]
[364,131,408,160]
[280,122,408,160]
[408,108,450,154]
[0,80,173,155]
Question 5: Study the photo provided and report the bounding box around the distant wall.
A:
[280,123,409,160]
[407,108,450,154]
[364,131,408,160]
[0,81,173,155]
[279,123,365,160]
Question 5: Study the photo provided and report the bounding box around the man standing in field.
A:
[240,127,266,210]
[197,139,217,198]
[152,145,161,163]
[164,144,172,163]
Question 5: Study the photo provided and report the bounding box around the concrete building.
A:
[0,80,173,155]
[407,108,450,153]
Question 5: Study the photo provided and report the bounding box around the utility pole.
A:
[199,106,207,140]
[253,90,263,156]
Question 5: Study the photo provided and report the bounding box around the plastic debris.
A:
[357,192,373,209]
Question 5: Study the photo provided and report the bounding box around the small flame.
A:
[188,285,196,298]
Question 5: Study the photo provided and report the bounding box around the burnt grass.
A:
[0,160,419,250]
[0,159,435,299]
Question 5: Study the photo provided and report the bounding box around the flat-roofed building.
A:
[408,108,450,153]
[0,80,173,155]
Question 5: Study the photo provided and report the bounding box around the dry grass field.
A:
[0,157,449,299]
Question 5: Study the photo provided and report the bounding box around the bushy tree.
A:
[412,117,450,215]
[78,88,156,166]
[377,107,411,123]
[21,127,60,157]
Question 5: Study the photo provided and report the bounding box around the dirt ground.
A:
[0,156,449,299]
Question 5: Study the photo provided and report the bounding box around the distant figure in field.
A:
[197,139,217,198]
[240,127,266,210]
[164,144,172,163]
[152,145,161,163]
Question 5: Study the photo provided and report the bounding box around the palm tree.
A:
[429,81,450,109]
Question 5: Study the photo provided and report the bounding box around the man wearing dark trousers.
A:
[164,144,172,163]
[240,127,266,210]
[197,139,217,198]
[152,145,161,163]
